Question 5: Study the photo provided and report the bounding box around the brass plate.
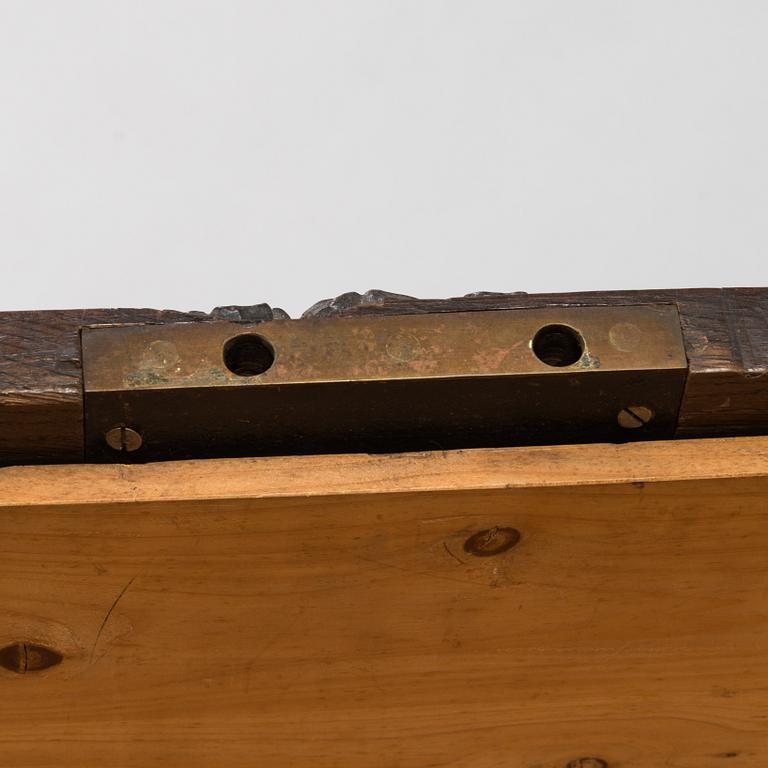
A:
[82,305,688,462]
[83,305,686,391]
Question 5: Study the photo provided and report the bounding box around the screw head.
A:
[105,426,143,452]
[617,405,654,429]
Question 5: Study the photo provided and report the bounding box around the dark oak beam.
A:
[1,289,766,465]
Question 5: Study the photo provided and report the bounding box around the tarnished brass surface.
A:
[83,306,685,391]
[82,305,688,462]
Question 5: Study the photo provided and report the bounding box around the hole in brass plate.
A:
[532,324,584,367]
[223,334,275,376]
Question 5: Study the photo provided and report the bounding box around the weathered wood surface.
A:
[2,288,767,464]
[0,309,201,464]
[0,437,766,766]
[0,305,283,464]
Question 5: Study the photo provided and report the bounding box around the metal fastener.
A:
[105,426,143,452]
[617,405,654,429]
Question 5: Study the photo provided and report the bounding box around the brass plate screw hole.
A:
[532,324,584,367]
[223,333,275,376]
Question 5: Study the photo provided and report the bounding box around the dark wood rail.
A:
[1,288,766,465]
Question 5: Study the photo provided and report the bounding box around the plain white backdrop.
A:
[1,1,766,316]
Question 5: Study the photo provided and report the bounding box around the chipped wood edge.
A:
[2,436,768,508]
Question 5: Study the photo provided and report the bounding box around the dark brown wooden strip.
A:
[0,304,293,464]
[2,290,766,465]
[0,309,203,464]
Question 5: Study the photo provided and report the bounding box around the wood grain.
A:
[2,435,768,507]
[1,438,766,766]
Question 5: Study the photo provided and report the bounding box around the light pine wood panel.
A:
[2,436,768,507]
[0,441,766,766]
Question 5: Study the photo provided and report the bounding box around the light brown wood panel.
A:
[2,435,768,506]
[0,439,767,767]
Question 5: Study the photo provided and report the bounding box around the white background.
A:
[1,1,766,317]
